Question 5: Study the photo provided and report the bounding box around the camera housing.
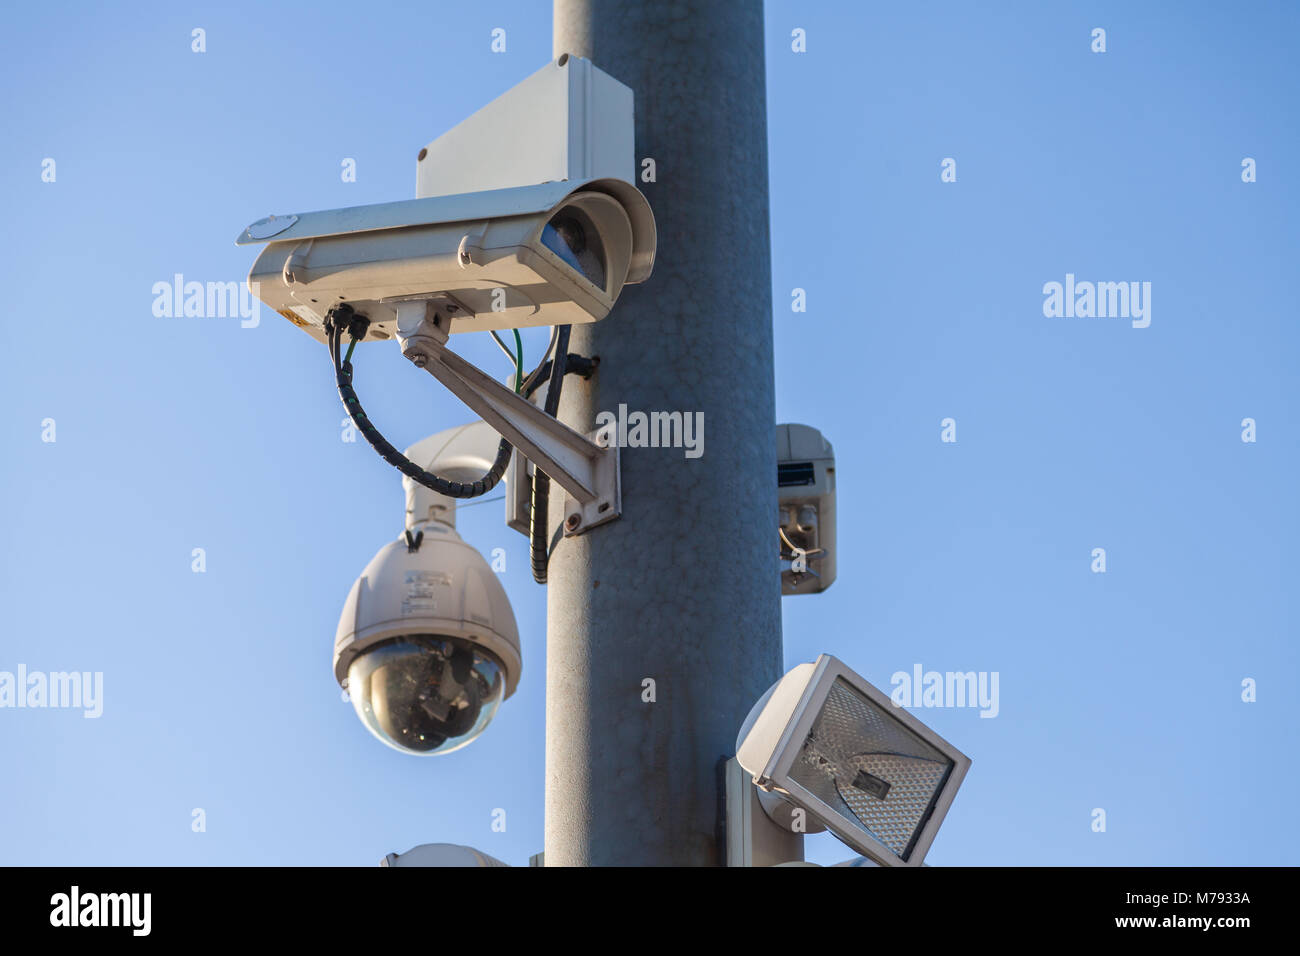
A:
[334,521,520,756]
[777,424,836,594]
[238,177,655,344]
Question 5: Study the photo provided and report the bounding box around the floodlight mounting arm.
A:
[395,301,620,536]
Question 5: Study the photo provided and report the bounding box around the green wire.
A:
[346,324,522,392]
[512,329,524,393]
[346,328,520,393]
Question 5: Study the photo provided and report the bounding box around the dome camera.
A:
[334,522,520,756]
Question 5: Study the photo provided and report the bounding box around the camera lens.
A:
[348,636,506,755]
[542,211,606,290]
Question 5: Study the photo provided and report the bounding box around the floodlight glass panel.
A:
[788,677,954,860]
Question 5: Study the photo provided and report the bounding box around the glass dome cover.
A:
[347,635,506,756]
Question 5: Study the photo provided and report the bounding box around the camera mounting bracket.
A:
[396,308,620,536]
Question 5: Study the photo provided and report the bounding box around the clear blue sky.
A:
[1,1,1295,866]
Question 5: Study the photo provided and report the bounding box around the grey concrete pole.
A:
[546,0,783,866]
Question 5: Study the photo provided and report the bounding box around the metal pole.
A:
[546,0,782,866]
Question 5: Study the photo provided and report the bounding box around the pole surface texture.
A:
[546,0,782,866]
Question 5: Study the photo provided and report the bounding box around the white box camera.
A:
[238,177,655,344]
[237,55,655,344]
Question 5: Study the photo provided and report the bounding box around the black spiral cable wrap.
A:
[529,324,572,584]
[328,310,512,499]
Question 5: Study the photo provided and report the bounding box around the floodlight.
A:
[735,654,971,867]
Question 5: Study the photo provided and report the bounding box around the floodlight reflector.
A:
[789,677,954,859]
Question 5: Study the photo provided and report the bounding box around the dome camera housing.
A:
[334,522,520,755]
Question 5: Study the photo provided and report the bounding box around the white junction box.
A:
[416,55,636,200]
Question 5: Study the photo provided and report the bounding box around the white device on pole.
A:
[778,424,837,595]
[239,177,654,341]
[335,424,521,757]
[415,54,636,199]
[735,654,971,867]
[382,843,509,867]
[238,55,654,345]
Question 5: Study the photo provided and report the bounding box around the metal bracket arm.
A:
[398,313,620,534]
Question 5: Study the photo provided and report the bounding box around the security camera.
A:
[777,424,836,594]
[236,56,646,547]
[237,176,655,345]
[335,519,520,756]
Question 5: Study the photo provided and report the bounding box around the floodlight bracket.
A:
[397,308,620,536]
[723,758,807,867]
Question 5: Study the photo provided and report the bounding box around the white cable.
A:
[489,329,517,363]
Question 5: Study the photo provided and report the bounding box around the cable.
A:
[530,324,572,583]
[489,329,516,363]
[779,526,825,559]
[494,326,560,395]
[524,353,599,400]
[490,329,530,393]
[520,325,560,394]
[457,493,506,510]
[327,305,512,499]
[511,329,524,393]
